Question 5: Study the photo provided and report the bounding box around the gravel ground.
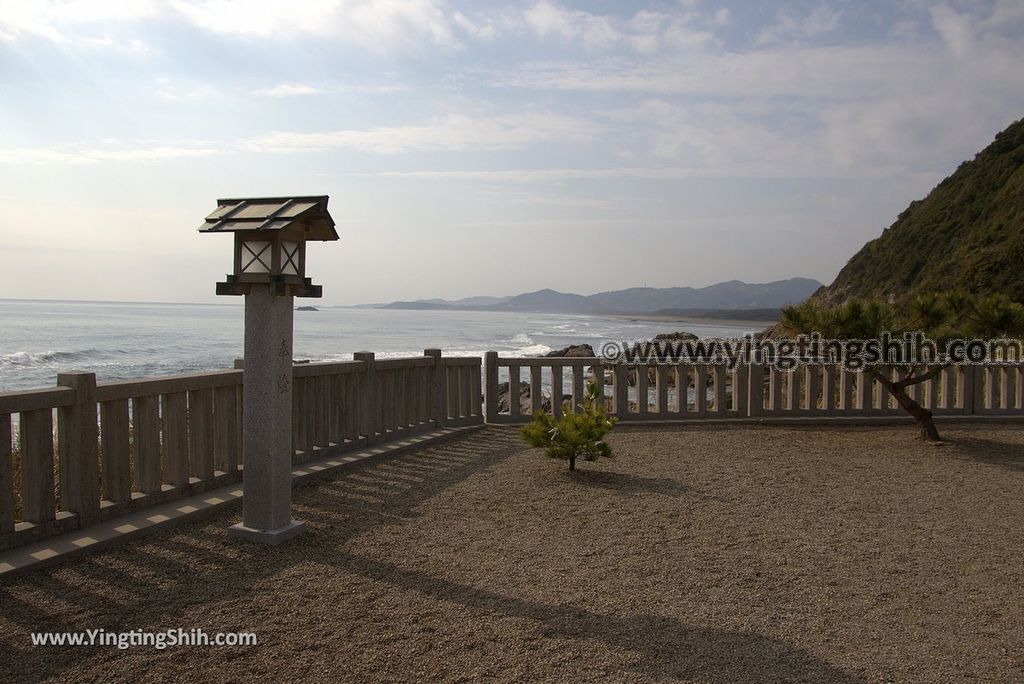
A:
[0,424,1022,683]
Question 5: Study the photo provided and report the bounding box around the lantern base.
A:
[215,274,322,298]
[227,520,306,545]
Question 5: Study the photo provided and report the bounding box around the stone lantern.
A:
[199,196,338,544]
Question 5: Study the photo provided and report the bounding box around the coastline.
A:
[607,313,777,330]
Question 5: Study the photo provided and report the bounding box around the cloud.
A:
[0,144,219,165]
[368,167,703,182]
[929,4,974,56]
[489,44,942,99]
[0,0,156,41]
[757,4,841,46]
[242,112,603,154]
[0,0,494,55]
[520,2,715,52]
[0,111,604,165]
[252,83,325,97]
[524,1,620,48]
[249,82,408,97]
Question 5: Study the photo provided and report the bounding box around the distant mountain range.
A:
[372,278,822,316]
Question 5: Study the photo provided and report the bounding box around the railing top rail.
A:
[0,386,76,414]
[292,360,366,377]
[374,357,435,370]
[440,357,483,366]
[95,369,244,402]
[497,357,604,367]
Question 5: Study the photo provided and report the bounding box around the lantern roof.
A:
[197,195,338,241]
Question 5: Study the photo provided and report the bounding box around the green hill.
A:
[815,117,1024,306]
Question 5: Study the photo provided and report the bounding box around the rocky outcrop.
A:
[544,344,595,358]
[653,331,697,342]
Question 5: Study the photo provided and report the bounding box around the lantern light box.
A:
[198,195,339,298]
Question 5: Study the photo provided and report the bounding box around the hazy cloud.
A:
[242,112,603,154]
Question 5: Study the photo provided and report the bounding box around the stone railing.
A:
[483,352,1024,423]
[0,350,481,551]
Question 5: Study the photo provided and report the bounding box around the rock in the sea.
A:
[296,306,319,312]
[653,331,697,341]
[544,344,595,358]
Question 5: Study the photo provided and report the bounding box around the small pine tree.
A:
[520,380,617,471]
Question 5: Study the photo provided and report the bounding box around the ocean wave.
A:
[0,349,105,367]
[514,343,552,356]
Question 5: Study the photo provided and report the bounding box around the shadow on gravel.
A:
[328,552,864,684]
[948,436,1024,472]
[0,428,529,680]
[567,470,693,497]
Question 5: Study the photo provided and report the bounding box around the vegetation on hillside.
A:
[816,118,1024,306]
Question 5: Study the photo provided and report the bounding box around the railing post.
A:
[56,371,101,529]
[354,352,377,442]
[484,351,499,424]
[424,349,447,428]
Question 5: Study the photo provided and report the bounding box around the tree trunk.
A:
[569,455,576,471]
[872,370,943,442]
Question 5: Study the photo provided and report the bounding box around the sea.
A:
[0,299,757,393]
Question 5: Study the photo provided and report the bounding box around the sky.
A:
[1,0,1023,306]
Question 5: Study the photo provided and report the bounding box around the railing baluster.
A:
[786,368,801,413]
[20,408,55,524]
[1,414,15,534]
[637,365,649,417]
[941,367,954,411]
[572,364,585,415]
[56,372,100,527]
[656,365,669,415]
[484,352,499,422]
[694,365,707,417]
[132,395,162,494]
[999,368,1007,411]
[1011,366,1019,409]
[770,366,783,414]
[746,364,764,418]
[214,384,240,473]
[530,365,543,415]
[839,369,853,411]
[822,365,836,413]
[612,364,626,420]
[551,364,564,419]
[317,375,331,446]
[509,363,521,419]
[713,365,726,415]
[733,365,748,416]
[99,399,132,504]
[162,392,189,488]
[675,366,689,416]
[470,363,482,420]
[187,388,214,482]
[292,377,305,456]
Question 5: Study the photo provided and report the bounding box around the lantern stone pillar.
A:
[197,196,339,545]
[228,284,303,543]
